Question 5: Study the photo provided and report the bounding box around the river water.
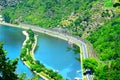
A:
[0,24,82,80]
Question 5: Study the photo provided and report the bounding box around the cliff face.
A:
[0,0,23,10]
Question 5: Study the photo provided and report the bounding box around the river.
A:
[0,24,82,80]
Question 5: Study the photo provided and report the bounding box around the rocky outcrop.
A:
[0,0,23,10]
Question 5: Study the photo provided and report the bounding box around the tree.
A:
[83,58,98,73]
[0,42,18,80]
[95,59,120,80]
[2,12,11,23]
[113,3,120,7]
[20,48,27,58]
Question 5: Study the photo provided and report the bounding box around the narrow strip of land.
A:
[30,35,38,60]
[22,30,49,80]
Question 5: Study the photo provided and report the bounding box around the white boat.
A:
[76,70,81,73]
[74,77,80,80]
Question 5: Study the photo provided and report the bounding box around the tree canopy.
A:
[0,42,18,80]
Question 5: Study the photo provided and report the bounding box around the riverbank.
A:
[0,22,29,29]
[0,22,90,80]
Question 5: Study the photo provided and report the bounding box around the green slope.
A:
[86,8,120,80]
[1,0,115,37]
[87,16,120,61]
[1,0,84,28]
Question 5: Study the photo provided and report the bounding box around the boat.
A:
[74,77,80,80]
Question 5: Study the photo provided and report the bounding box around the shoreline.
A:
[22,31,29,46]
[0,22,90,80]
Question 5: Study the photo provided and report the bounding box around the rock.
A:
[0,0,23,10]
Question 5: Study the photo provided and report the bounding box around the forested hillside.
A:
[0,0,120,80]
[86,15,120,79]
[0,0,117,38]
[87,16,120,61]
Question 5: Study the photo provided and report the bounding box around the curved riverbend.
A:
[0,22,89,80]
